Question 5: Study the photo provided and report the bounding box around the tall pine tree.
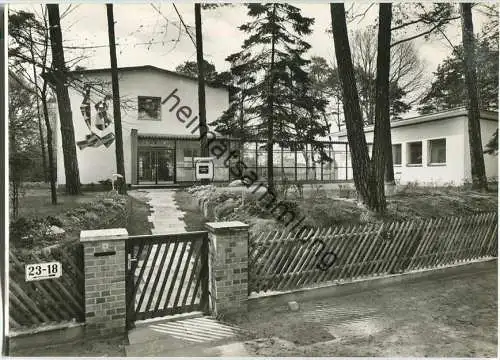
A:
[213,3,328,191]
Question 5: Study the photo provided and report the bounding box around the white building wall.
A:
[481,119,498,181]
[57,68,229,185]
[364,117,467,185]
[335,111,498,186]
[339,116,468,186]
[464,117,499,182]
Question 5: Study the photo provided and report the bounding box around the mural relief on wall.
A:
[77,85,115,150]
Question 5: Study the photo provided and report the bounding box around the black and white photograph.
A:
[3,1,498,357]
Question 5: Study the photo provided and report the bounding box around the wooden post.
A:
[195,4,209,186]
[200,234,210,313]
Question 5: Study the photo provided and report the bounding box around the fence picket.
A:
[146,242,172,311]
[9,244,84,329]
[440,216,463,266]
[286,229,319,286]
[364,223,391,275]
[351,224,383,279]
[311,226,350,284]
[341,223,375,281]
[10,280,52,323]
[484,214,498,256]
[9,290,39,325]
[469,214,491,260]
[329,224,363,281]
[380,220,407,274]
[412,218,440,269]
[488,221,498,256]
[337,223,369,281]
[473,214,492,259]
[308,227,339,284]
[457,215,481,262]
[451,215,476,263]
[427,218,451,267]
[248,212,497,295]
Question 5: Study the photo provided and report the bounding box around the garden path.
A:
[129,189,187,234]
[128,190,194,314]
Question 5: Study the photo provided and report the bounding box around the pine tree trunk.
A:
[107,4,127,194]
[35,96,48,182]
[384,141,395,184]
[195,4,210,185]
[461,3,488,191]
[47,4,81,195]
[371,3,392,213]
[330,3,378,210]
[266,4,277,194]
[29,28,48,183]
[41,88,57,205]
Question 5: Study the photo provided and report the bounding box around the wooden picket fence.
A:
[249,212,498,294]
[9,243,85,330]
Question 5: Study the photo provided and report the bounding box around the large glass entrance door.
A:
[137,148,175,184]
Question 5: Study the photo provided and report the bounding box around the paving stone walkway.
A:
[136,189,187,234]
[127,190,197,314]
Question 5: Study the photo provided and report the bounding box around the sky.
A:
[10,2,495,117]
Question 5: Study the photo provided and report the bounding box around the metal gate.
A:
[125,231,210,328]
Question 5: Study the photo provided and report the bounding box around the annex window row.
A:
[392,138,446,166]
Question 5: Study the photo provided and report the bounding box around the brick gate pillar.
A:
[205,221,249,315]
[80,228,128,338]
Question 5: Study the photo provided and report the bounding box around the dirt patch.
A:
[174,190,207,231]
[184,185,497,233]
[10,336,127,357]
[127,192,153,235]
[225,262,497,357]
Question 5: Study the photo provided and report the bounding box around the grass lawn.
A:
[10,187,152,247]
[15,188,109,219]
[126,192,153,235]
[300,186,498,228]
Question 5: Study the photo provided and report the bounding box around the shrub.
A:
[10,217,52,249]
[98,178,113,190]
[45,215,64,227]
[84,211,100,223]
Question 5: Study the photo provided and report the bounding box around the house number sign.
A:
[25,261,62,282]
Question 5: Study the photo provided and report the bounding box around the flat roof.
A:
[138,133,234,140]
[69,65,230,90]
[332,107,498,138]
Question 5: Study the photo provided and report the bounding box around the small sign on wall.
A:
[194,157,215,181]
[25,262,62,282]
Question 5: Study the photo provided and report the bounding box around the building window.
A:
[138,96,161,120]
[428,138,446,164]
[407,141,422,165]
[392,144,402,165]
[183,148,199,168]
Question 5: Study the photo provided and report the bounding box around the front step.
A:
[126,316,243,357]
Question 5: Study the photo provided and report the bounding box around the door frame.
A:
[137,146,176,185]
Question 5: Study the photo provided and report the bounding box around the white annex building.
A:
[332,108,498,186]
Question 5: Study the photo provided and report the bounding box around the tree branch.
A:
[391,19,450,47]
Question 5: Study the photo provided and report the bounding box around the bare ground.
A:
[225,261,497,357]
